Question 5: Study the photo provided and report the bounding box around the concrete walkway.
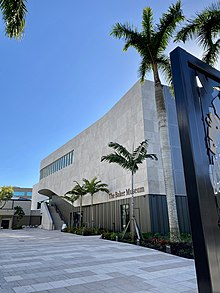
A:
[0,229,198,293]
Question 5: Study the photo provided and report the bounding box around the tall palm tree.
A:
[175,1,220,66]
[110,1,184,242]
[83,177,109,228]
[0,0,27,39]
[101,140,157,240]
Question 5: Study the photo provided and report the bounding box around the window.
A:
[14,191,25,196]
[40,150,74,180]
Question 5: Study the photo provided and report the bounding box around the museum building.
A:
[31,80,190,233]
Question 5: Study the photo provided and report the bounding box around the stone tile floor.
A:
[0,229,198,293]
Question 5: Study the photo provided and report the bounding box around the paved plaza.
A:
[0,229,198,293]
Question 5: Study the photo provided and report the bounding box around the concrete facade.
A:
[0,199,32,229]
[32,80,187,233]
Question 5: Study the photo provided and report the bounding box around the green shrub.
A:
[142,232,153,239]
[12,225,22,230]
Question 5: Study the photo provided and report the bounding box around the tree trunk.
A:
[154,79,180,242]
[131,171,135,242]
[91,194,94,228]
[0,200,6,209]
[79,195,82,228]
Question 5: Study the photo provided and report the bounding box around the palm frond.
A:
[73,180,87,195]
[63,194,79,205]
[133,140,158,166]
[101,153,133,171]
[142,7,153,42]
[83,177,109,196]
[110,22,143,52]
[175,1,220,66]
[133,140,148,157]
[203,38,220,65]
[0,0,27,39]
[154,0,184,52]
[175,20,200,43]
[102,140,157,174]
[108,142,132,160]
[138,55,152,82]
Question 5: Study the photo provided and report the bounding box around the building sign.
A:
[109,187,145,199]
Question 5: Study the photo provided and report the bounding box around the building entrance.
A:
[121,204,129,231]
[1,220,9,229]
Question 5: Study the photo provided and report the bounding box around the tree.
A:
[0,186,13,209]
[110,1,184,242]
[83,177,109,228]
[101,140,157,240]
[0,0,27,39]
[14,205,25,224]
[65,181,87,227]
[63,188,80,227]
[175,1,220,66]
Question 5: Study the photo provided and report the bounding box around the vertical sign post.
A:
[170,47,220,293]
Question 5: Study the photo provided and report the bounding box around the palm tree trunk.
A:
[131,171,135,242]
[154,80,180,242]
[91,194,94,228]
[80,195,82,228]
[72,204,74,228]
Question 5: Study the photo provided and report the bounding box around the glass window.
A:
[40,150,74,179]
[70,151,73,164]
[14,191,25,196]
[67,154,69,166]
[27,192,32,197]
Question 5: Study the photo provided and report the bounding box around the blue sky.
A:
[0,0,216,187]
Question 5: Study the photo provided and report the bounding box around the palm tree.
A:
[72,181,87,227]
[110,1,184,242]
[83,177,109,228]
[175,1,220,66]
[0,0,27,39]
[63,188,80,227]
[101,140,157,240]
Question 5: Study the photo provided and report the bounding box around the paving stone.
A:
[13,285,34,293]
[4,276,23,282]
[48,288,70,293]
[0,289,15,293]
[31,282,54,291]
[48,280,70,289]
[65,285,89,293]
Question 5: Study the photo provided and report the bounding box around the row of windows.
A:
[40,150,74,180]
[14,191,32,197]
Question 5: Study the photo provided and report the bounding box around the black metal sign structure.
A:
[170,47,220,293]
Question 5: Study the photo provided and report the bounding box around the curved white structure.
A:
[32,80,187,233]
